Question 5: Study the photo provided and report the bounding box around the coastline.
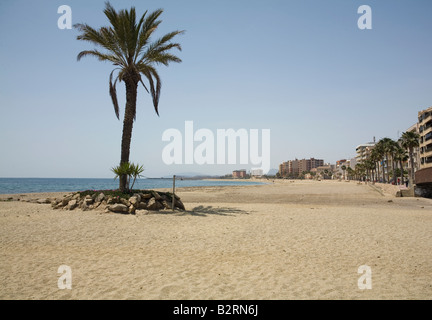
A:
[1,179,431,299]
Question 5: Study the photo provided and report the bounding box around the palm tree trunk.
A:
[119,76,138,192]
[399,160,404,185]
[376,162,380,183]
[409,147,415,187]
[385,155,390,183]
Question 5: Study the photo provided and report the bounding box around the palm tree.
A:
[341,165,346,180]
[400,131,420,186]
[346,166,355,180]
[394,144,408,185]
[355,163,366,181]
[373,140,386,182]
[370,146,382,182]
[379,138,398,183]
[75,2,184,192]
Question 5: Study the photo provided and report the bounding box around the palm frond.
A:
[109,69,120,120]
[142,65,161,116]
[77,50,121,64]
[134,9,164,61]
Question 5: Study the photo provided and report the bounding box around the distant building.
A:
[278,158,324,177]
[336,159,347,167]
[355,142,375,163]
[232,169,247,178]
[348,158,357,169]
[416,106,432,187]
[315,165,333,179]
[250,169,263,177]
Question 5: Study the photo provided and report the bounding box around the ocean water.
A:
[0,178,266,194]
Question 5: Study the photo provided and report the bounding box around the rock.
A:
[128,205,136,214]
[147,198,163,211]
[137,202,148,210]
[129,196,140,206]
[93,201,101,209]
[140,193,153,200]
[37,198,49,204]
[83,198,93,206]
[136,209,149,216]
[107,197,114,204]
[133,193,142,202]
[95,193,105,203]
[174,199,185,210]
[151,191,162,200]
[55,203,64,209]
[67,200,78,210]
[161,200,173,210]
[51,199,60,207]
[108,204,129,213]
[120,198,131,207]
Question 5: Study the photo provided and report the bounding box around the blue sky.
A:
[0,0,431,178]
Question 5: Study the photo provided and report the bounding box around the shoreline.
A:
[0,179,418,201]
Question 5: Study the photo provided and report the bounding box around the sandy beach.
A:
[1,179,431,300]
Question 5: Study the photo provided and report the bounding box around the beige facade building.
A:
[418,106,432,169]
[278,158,323,177]
[416,106,432,187]
[355,143,375,163]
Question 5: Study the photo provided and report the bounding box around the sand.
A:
[1,179,431,300]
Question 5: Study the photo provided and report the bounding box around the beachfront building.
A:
[251,169,263,177]
[416,106,432,189]
[278,162,289,177]
[355,142,376,163]
[278,158,324,178]
[315,165,333,179]
[232,169,247,179]
[299,158,324,173]
[348,158,357,169]
[278,159,299,177]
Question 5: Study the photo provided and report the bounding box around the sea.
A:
[0,178,267,194]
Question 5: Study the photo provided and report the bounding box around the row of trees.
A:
[355,132,420,186]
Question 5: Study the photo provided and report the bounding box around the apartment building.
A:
[232,169,247,178]
[355,142,375,163]
[416,106,432,186]
[278,158,323,177]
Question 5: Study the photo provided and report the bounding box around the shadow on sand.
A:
[177,205,250,217]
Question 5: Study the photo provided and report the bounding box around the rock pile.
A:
[49,190,185,214]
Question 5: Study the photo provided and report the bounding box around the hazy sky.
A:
[0,0,431,178]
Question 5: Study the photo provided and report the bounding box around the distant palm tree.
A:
[373,140,386,182]
[379,137,398,183]
[400,131,420,186]
[394,144,408,185]
[370,146,382,182]
[75,2,184,192]
[346,166,355,180]
[341,165,347,180]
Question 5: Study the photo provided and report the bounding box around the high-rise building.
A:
[416,106,432,186]
[278,158,324,177]
[355,142,375,163]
